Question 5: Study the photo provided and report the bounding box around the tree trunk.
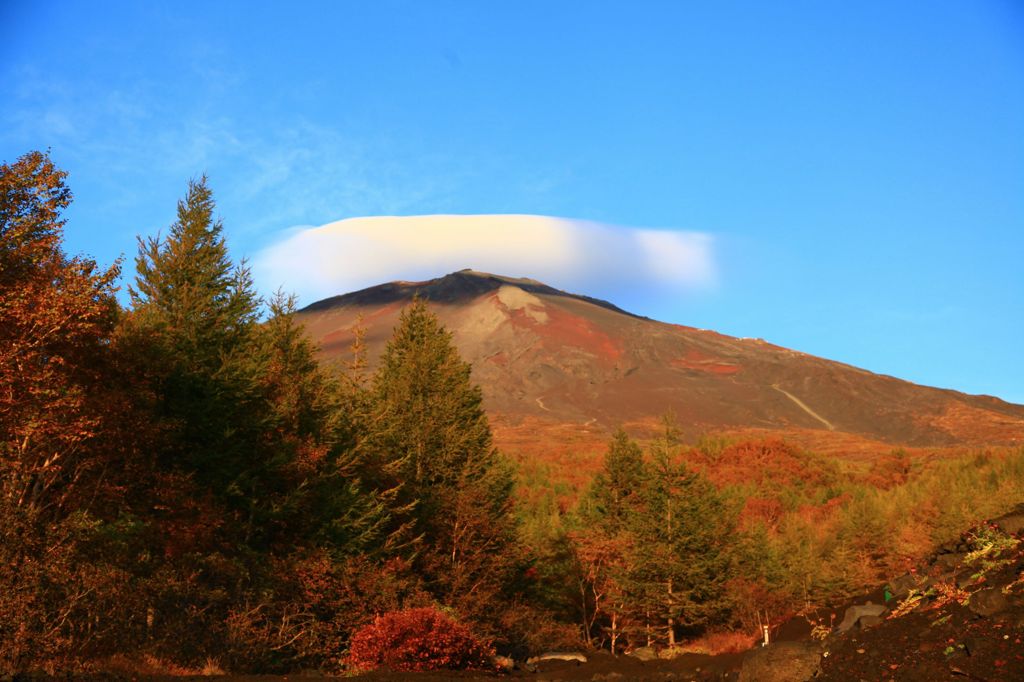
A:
[667,577,675,647]
[610,610,619,654]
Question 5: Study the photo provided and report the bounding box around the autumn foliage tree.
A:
[0,151,140,671]
[0,150,122,518]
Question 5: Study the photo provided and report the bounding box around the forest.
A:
[2,150,1023,675]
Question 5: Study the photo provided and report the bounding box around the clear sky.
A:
[2,1,1022,403]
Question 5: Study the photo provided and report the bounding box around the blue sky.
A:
[2,1,1022,403]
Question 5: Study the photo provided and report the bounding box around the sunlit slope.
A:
[297,270,1024,447]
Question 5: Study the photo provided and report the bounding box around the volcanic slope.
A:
[297,270,1024,447]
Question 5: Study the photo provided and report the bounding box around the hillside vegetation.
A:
[1,151,1021,675]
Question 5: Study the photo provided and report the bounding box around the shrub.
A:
[347,607,494,672]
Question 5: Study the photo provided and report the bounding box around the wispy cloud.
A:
[1,66,471,255]
[253,214,716,305]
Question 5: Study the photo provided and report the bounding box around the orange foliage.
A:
[348,607,494,673]
[687,438,835,490]
[739,497,784,531]
[683,629,758,655]
[0,151,125,517]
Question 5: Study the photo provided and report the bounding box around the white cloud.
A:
[252,214,717,305]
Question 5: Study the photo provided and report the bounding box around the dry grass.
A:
[677,630,758,656]
[95,653,224,676]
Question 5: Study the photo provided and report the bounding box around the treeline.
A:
[3,151,1022,674]
[0,152,555,674]
[531,432,1024,653]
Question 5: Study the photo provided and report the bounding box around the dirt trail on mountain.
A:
[772,384,835,431]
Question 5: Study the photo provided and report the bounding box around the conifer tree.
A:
[366,298,517,623]
[625,442,733,647]
[574,429,645,651]
[131,176,259,355]
[253,292,391,554]
[127,176,265,510]
[586,428,646,531]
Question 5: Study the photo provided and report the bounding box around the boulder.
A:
[627,646,658,661]
[969,587,1011,617]
[739,641,822,682]
[888,573,921,599]
[836,602,887,633]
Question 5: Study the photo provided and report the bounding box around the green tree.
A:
[122,178,402,668]
[127,176,267,512]
[254,292,391,555]
[585,428,646,531]
[625,427,734,647]
[130,176,259,354]
[572,429,646,649]
[365,298,518,625]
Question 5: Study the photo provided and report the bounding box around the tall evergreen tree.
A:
[572,429,646,651]
[586,428,646,531]
[127,176,265,509]
[365,298,517,624]
[130,176,259,354]
[253,291,391,554]
[625,441,733,647]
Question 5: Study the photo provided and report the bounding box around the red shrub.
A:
[347,607,494,672]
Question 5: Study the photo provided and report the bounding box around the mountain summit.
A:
[297,270,1024,447]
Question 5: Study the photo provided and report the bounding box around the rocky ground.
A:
[814,506,1024,681]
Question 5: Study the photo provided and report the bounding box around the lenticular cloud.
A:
[253,215,716,305]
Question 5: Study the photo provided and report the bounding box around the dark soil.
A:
[348,650,745,681]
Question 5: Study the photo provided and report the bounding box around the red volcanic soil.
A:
[670,348,741,375]
[296,269,1024,449]
[535,305,624,364]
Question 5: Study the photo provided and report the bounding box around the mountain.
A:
[296,269,1024,448]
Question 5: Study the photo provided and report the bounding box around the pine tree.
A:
[573,429,646,649]
[127,176,265,508]
[365,298,517,624]
[586,428,646,531]
[253,291,392,555]
[625,444,734,647]
[130,176,259,355]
